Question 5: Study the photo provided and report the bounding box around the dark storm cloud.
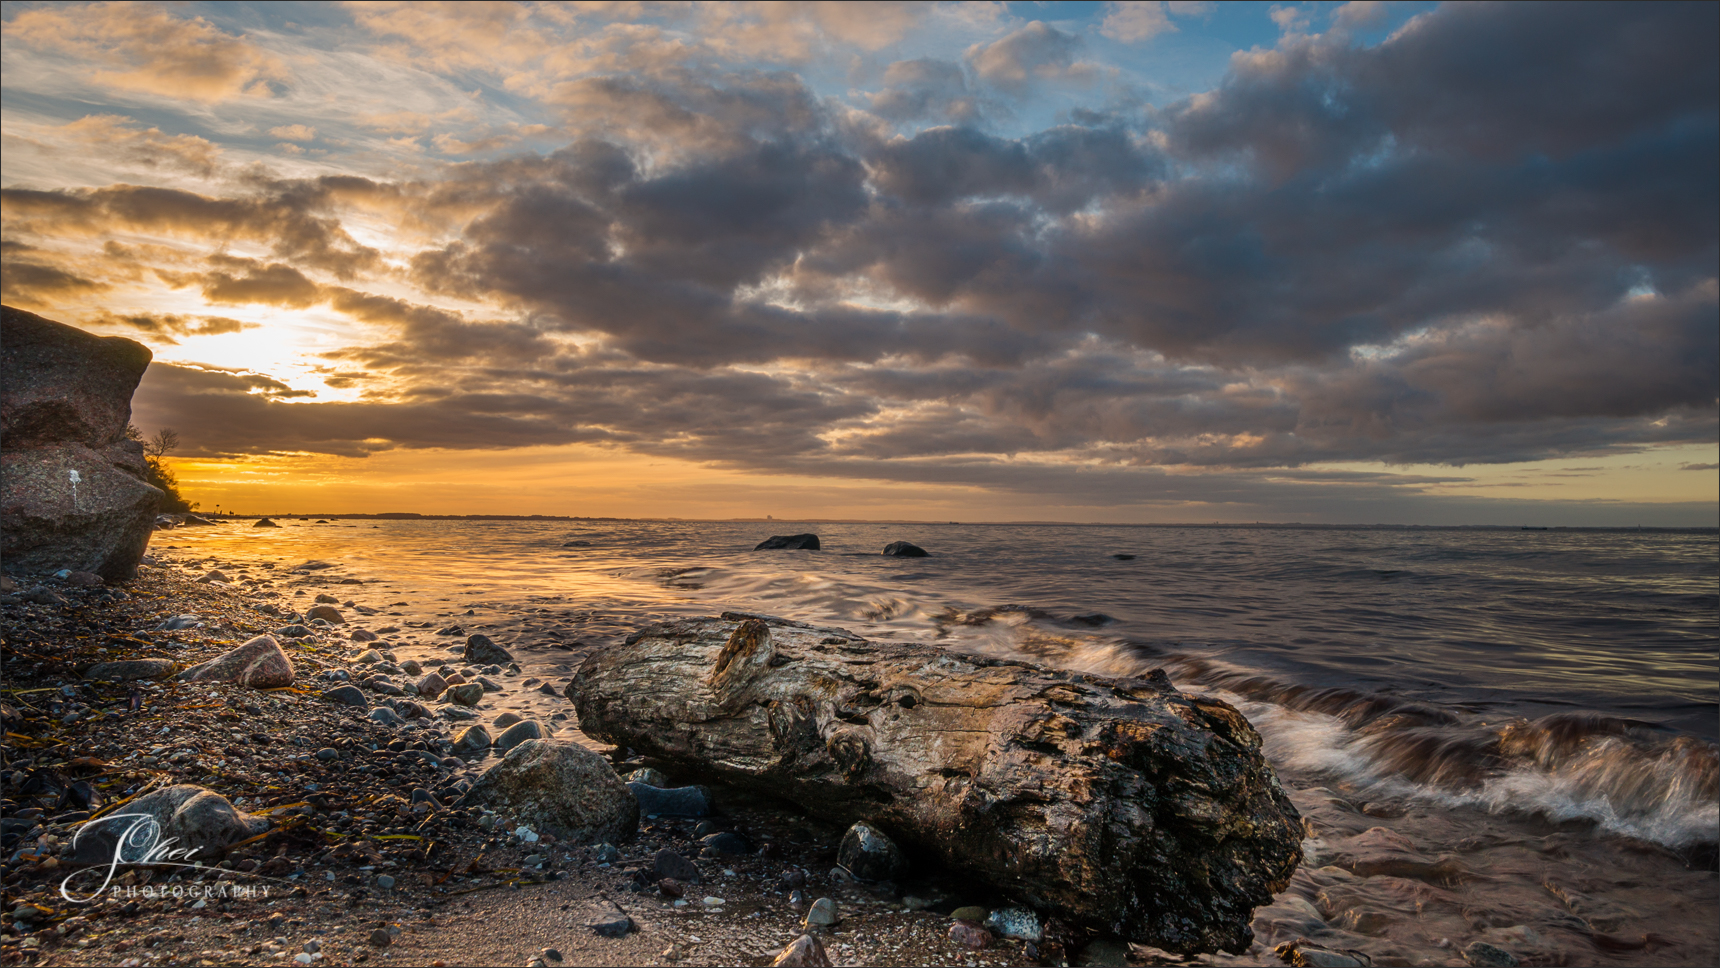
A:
[87,310,247,343]
[19,2,1717,504]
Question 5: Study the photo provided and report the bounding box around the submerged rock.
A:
[254,518,280,528]
[176,635,295,688]
[881,541,928,557]
[754,533,820,550]
[464,633,514,665]
[1,306,161,581]
[459,739,637,843]
[837,821,907,881]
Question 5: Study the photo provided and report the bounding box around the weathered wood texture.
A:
[570,613,1302,954]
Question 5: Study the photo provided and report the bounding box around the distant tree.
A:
[126,424,197,513]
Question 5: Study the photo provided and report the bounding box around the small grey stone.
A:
[464,633,514,665]
[494,712,523,728]
[316,748,339,762]
[368,707,404,727]
[654,849,700,883]
[803,897,838,929]
[592,843,622,864]
[446,683,484,706]
[837,821,907,882]
[453,725,492,753]
[84,659,176,682]
[374,874,395,890]
[322,685,367,708]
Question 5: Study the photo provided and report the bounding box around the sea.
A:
[150,519,1719,965]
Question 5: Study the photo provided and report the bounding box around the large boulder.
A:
[1,306,160,580]
[176,635,295,688]
[458,739,638,843]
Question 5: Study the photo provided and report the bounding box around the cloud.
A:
[57,115,223,177]
[869,59,987,125]
[269,124,318,141]
[1101,2,1177,44]
[7,2,288,102]
[1681,463,1719,471]
[966,22,1084,95]
[86,310,248,344]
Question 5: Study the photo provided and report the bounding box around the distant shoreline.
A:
[186,513,1717,533]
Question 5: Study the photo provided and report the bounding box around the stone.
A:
[65,570,103,586]
[949,921,991,950]
[453,725,492,754]
[494,712,523,728]
[837,821,906,881]
[84,659,176,682]
[950,906,988,922]
[592,842,623,864]
[21,585,66,605]
[316,748,339,762]
[477,676,503,692]
[274,624,314,638]
[305,604,345,624]
[196,570,229,583]
[754,533,820,550]
[395,699,431,719]
[368,929,391,947]
[1462,942,1518,968]
[71,784,268,864]
[985,907,1042,942]
[314,593,339,604]
[495,720,544,751]
[415,672,448,699]
[399,659,422,675]
[350,628,379,642]
[322,685,367,707]
[581,901,632,938]
[374,874,395,891]
[804,897,839,929]
[158,614,201,630]
[1075,938,1131,967]
[699,831,751,856]
[626,767,671,787]
[354,650,383,664]
[176,635,295,688]
[366,677,404,697]
[446,682,484,706]
[628,782,712,817]
[1,307,159,581]
[254,518,280,528]
[458,739,637,844]
[654,849,701,883]
[369,707,405,727]
[881,541,928,557]
[771,934,832,968]
[464,633,514,665]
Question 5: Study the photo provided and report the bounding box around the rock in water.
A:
[754,533,820,551]
[0,306,161,581]
[464,633,514,664]
[495,720,545,751]
[570,613,1302,954]
[453,725,492,753]
[881,541,928,557]
[837,821,906,881]
[458,739,637,844]
[305,604,345,623]
[254,518,280,528]
[71,784,268,865]
[175,635,295,688]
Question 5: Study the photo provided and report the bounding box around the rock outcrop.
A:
[881,541,929,557]
[571,613,1303,954]
[1,306,160,580]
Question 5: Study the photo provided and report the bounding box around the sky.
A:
[2,1,1715,524]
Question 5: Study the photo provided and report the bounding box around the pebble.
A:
[949,920,991,950]
[654,848,700,883]
[1463,941,1520,968]
[771,934,833,967]
[950,905,987,921]
[592,842,623,864]
[453,725,492,753]
[702,896,725,907]
[1076,938,1130,967]
[446,683,484,706]
[803,897,838,930]
[628,782,712,817]
[375,874,395,890]
[494,712,523,728]
[368,707,404,727]
[368,929,392,947]
[316,748,339,761]
[323,685,367,707]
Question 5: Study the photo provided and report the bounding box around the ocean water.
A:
[152,520,1719,964]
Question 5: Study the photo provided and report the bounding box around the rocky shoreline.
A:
[0,552,1250,968]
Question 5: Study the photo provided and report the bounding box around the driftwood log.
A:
[569,613,1302,954]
